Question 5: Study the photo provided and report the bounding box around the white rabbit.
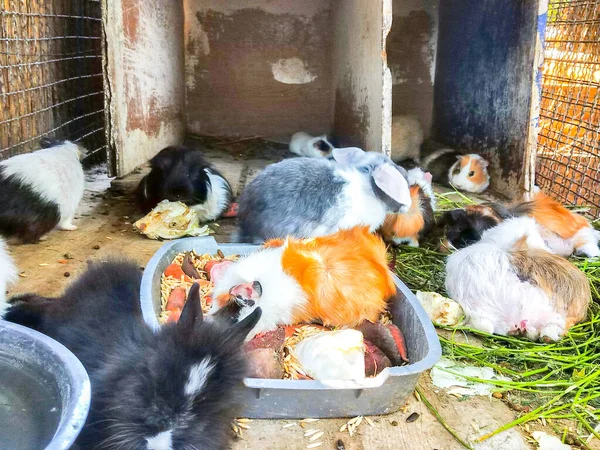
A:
[289,132,334,158]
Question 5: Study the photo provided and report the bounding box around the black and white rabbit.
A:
[0,237,17,315]
[0,138,85,243]
[136,146,233,222]
[289,132,334,158]
[236,147,412,242]
[3,260,262,450]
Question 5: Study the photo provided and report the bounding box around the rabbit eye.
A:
[468,171,475,177]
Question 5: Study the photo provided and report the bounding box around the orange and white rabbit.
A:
[208,226,396,340]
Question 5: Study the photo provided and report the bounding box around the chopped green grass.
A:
[389,192,600,445]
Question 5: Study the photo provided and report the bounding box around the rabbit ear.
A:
[233,307,262,339]
[372,164,411,207]
[331,147,365,165]
[178,283,203,333]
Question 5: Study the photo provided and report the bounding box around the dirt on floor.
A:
[5,146,541,450]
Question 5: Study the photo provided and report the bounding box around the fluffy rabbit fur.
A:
[0,238,17,315]
[289,132,334,158]
[209,226,396,340]
[446,217,590,341]
[390,115,424,163]
[136,146,232,222]
[0,138,85,243]
[236,147,412,242]
[439,192,600,257]
[422,149,490,193]
[380,168,435,247]
[3,260,261,450]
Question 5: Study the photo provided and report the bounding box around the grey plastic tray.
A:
[140,236,441,419]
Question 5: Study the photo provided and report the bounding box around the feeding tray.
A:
[140,236,441,418]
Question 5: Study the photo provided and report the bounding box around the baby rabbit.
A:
[236,147,412,242]
[210,226,396,340]
[446,217,590,341]
[0,138,85,243]
[390,115,424,164]
[380,168,435,247]
[0,238,17,315]
[289,132,334,158]
[422,149,490,193]
[3,260,261,450]
[136,146,233,223]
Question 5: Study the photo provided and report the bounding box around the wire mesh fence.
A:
[537,0,600,218]
[0,0,105,164]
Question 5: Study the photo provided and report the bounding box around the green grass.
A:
[390,192,600,446]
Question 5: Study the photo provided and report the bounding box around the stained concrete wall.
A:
[103,0,186,177]
[388,0,438,138]
[184,0,334,140]
[331,0,391,154]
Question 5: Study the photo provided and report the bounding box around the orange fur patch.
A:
[263,238,286,249]
[215,292,232,308]
[380,186,425,241]
[459,156,469,169]
[467,158,487,185]
[529,192,590,239]
[280,226,396,327]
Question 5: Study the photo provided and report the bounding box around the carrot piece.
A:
[386,324,409,363]
[167,308,182,323]
[166,287,186,311]
[163,263,192,282]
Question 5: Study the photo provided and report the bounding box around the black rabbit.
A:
[136,146,232,222]
[3,260,261,450]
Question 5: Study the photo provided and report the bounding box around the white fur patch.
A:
[573,226,600,258]
[209,246,307,340]
[0,142,84,227]
[190,169,231,222]
[336,168,388,232]
[407,167,436,210]
[184,357,215,396]
[146,430,173,450]
[289,132,332,158]
[0,238,17,316]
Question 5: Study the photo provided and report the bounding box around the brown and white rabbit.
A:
[0,138,85,243]
[446,217,590,341]
[3,260,261,450]
[390,115,424,164]
[380,168,435,246]
[289,132,334,158]
[422,149,490,193]
[209,226,396,340]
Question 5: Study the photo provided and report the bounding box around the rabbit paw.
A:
[540,324,564,342]
[59,222,78,231]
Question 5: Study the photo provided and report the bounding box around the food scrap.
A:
[134,200,212,240]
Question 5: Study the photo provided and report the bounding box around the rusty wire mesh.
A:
[536,0,600,218]
[0,0,105,163]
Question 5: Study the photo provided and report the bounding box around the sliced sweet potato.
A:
[245,348,284,379]
[163,264,192,282]
[166,287,186,311]
[245,328,285,352]
[167,308,182,323]
[356,321,409,366]
[364,339,392,377]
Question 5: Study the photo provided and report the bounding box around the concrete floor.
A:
[5,145,546,450]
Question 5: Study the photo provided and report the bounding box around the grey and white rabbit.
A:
[0,138,85,243]
[446,217,590,342]
[0,237,17,315]
[236,147,412,242]
[289,132,334,158]
[3,260,261,450]
[136,146,232,222]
